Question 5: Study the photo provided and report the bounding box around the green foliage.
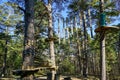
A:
[0,0,120,78]
[7,52,22,69]
[60,57,75,74]
[7,35,23,68]
[0,2,22,27]
[34,1,48,27]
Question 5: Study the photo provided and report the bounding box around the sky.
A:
[0,0,7,4]
[57,10,120,38]
[1,0,120,37]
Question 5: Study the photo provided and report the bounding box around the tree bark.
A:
[62,18,66,43]
[99,0,106,80]
[100,32,106,80]
[81,10,88,78]
[2,29,8,77]
[77,39,82,74]
[118,32,120,74]
[48,2,56,80]
[88,9,93,38]
[58,19,60,44]
[22,0,35,79]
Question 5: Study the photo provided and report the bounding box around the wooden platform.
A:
[12,66,58,75]
[45,37,57,42]
[95,26,120,32]
[34,66,58,71]
[12,69,39,77]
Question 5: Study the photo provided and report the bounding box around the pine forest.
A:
[0,0,120,80]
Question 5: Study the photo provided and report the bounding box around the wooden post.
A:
[48,1,56,80]
[100,31,106,80]
[99,0,106,80]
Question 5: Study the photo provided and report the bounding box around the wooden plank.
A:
[45,37,58,42]
[12,69,39,77]
[95,26,120,32]
[34,66,58,71]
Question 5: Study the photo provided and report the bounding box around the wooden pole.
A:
[48,2,56,80]
[99,0,106,80]
[100,32,106,80]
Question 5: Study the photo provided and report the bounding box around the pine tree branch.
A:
[40,0,49,11]
[17,6,25,13]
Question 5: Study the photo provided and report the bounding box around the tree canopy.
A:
[0,0,120,80]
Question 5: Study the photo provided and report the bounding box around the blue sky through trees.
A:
[0,0,120,37]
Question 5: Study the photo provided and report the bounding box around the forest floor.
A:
[0,77,80,80]
[36,76,81,80]
[0,76,99,80]
[36,76,99,80]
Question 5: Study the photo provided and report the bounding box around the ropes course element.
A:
[94,0,119,80]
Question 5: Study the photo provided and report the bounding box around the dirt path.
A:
[36,76,82,80]
[60,76,81,80]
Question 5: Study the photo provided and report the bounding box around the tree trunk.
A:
[88,9,93,38]
[100,32,106,80]
[81,10,88,78]
[62,18,66,43]
[2,30,8,77]
[77,39,82,75]
[58,19,60,44]
[74,16,82,75]
[22,0,35,79]
[99,0,106,80]
[48,2,56,80]
[118,32,120,74]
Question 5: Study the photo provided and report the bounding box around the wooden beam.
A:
[95,26,120,32]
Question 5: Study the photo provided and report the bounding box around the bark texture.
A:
[48,2,56,80]
[22,0,35,79]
